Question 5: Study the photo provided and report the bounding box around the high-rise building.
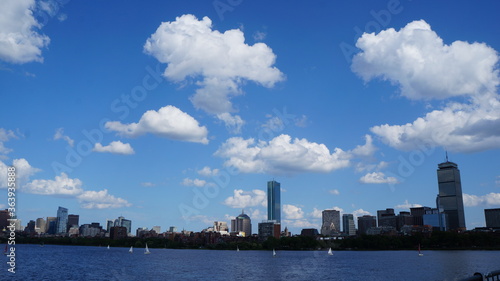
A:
[485,208,500,228]
[377,208,397,228]
[397,211,413,230]
[231,210,252,236]
[35,218,46,233]
[357,215,376,235]
[67,214,79,230]
[113,216,132,236]
[152,226,161,234]
[410,207,432,226]
[46,217,57,234]
[213,221,228,234]
[342,214,356,236]
[258,220,280,240]
[321,210,341,236]
[423,208,447,231]
[0,209,10,231]
[168,226,177,233]
[56,206,68,234]
[267,180,281,223]
[437,159,466,230]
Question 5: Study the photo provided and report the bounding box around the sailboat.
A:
[418,244,423,256]
[107,245,110,250]
[144,244,151,255]
[272,249,276,257]
[328,248,333,256]
[236,246,240,252]
[129,246,133,253]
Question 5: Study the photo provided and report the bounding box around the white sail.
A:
[273,249,276,257]
[107,245,110,250]
[328,248,333,256]
[237,246,240,252]
[144,244,151,255]
[129,246,133,253]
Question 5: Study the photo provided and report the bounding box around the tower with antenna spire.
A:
[436,155,466,231]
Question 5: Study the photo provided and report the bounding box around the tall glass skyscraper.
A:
[437,159,466,230]
[56,206,68,234]
[267,180,281,223]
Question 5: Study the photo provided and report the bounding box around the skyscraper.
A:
[231,210,252,236]
[485,208,500,228]
[342,214,356,236]
[67,214,79,231]
[56,206,68,234]
[267,180,281,223]
[321,209,340,236]
[437,158,466,230]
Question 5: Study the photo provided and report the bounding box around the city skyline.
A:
[0,1,499,235]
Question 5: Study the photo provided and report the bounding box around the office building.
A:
[152,226,161,234]
[67,214,79,230]
[113,216,132,236]
[213,221,229,235]
[397,211,413,230]
[25,220,36,234]
[357,215,376,235]
[342,214,356,236]
[258,220,280,240]
[110,226,128,240]
[410,207,432,226]
[267,180,281,223]
[168,226,177,233]
[321,209,341,236]
[485,208,500,228]
[35,218,46,233]
[56,206,68,234]
[377,208,397,228]
[0,209,10,231]
[436,158,466,230]
[423,208,447,231]
[46,217,57,234]
[231,210,252,237]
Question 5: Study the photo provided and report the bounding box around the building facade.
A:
[258,220,280,240]
[321,210,341,236]
[342,214,356,236]
[436,160,466,230]
[56,206,68,234]
[357,215,376,235]
[267,180,281,223]
[231,210,252,237]
[485,208,500,228]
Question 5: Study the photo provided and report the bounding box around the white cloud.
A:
[0,158,40,188]
[105,105,209,144]
[197,166,219,177]
[463,193,500,207]
[355,161,389,173]
[283,204,304,220]
[217,113,245,134]
[352,20,499,100]
[351,135,377,157]
[394,200,423,209]
[329,189,340,195]
[310,208,323,219]
[253,31,266,41]
[282,219,318,229]
[77,189,131,209]
[223,189,266,209]
[53,128,74,147]
[332,206,344,213]
[93,141,135,155]
[181,178,208,187]
[353,209,371,219]
[0,0,50,64]
[215,134,351,175]
[141,182,156,187]
[262,116,284,132]
[0,128,17,155]
[352,20,500,153]
[294,115,308,128]
[23,172,83,196]
[359,172,399,184]
[143,14,284,124]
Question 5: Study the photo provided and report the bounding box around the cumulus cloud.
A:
[216,113,244,134]
[394,200,423,209]
[0,128,17,155]
[352,20,500,153]
[181,178,208,187]
[143,14,284,130]
[329,189,340,195]
[350,135,377,157]
[223,189,266,209]
[105,105,209,144]
[0,158,40,188]
[355,161,389,173]
[53,128,74,147]
[93,141,135,155]
[353,208,371,219]
[463,193,500,207]
[215,134,351,175]
[0,0,50,64]
[197,166,219,177]
[310,208,323,219]
[283,204,304,220]
[359,172,399,184]
[352,20,499,100]
[283,219,318,229]
[77,189,131,209]
[23,172,83,196]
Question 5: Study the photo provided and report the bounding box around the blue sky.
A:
[1,0,499,235]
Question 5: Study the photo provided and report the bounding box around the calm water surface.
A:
[2,244,500,280]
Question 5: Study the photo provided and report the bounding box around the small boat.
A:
[107,245,110,250]
[3,244,8,255]
[237,246,240,252]
[129,246,133,253]
[328,248,333,256]
[272,249,276,257]
[418,244,423,256]
[144,244,151,255]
